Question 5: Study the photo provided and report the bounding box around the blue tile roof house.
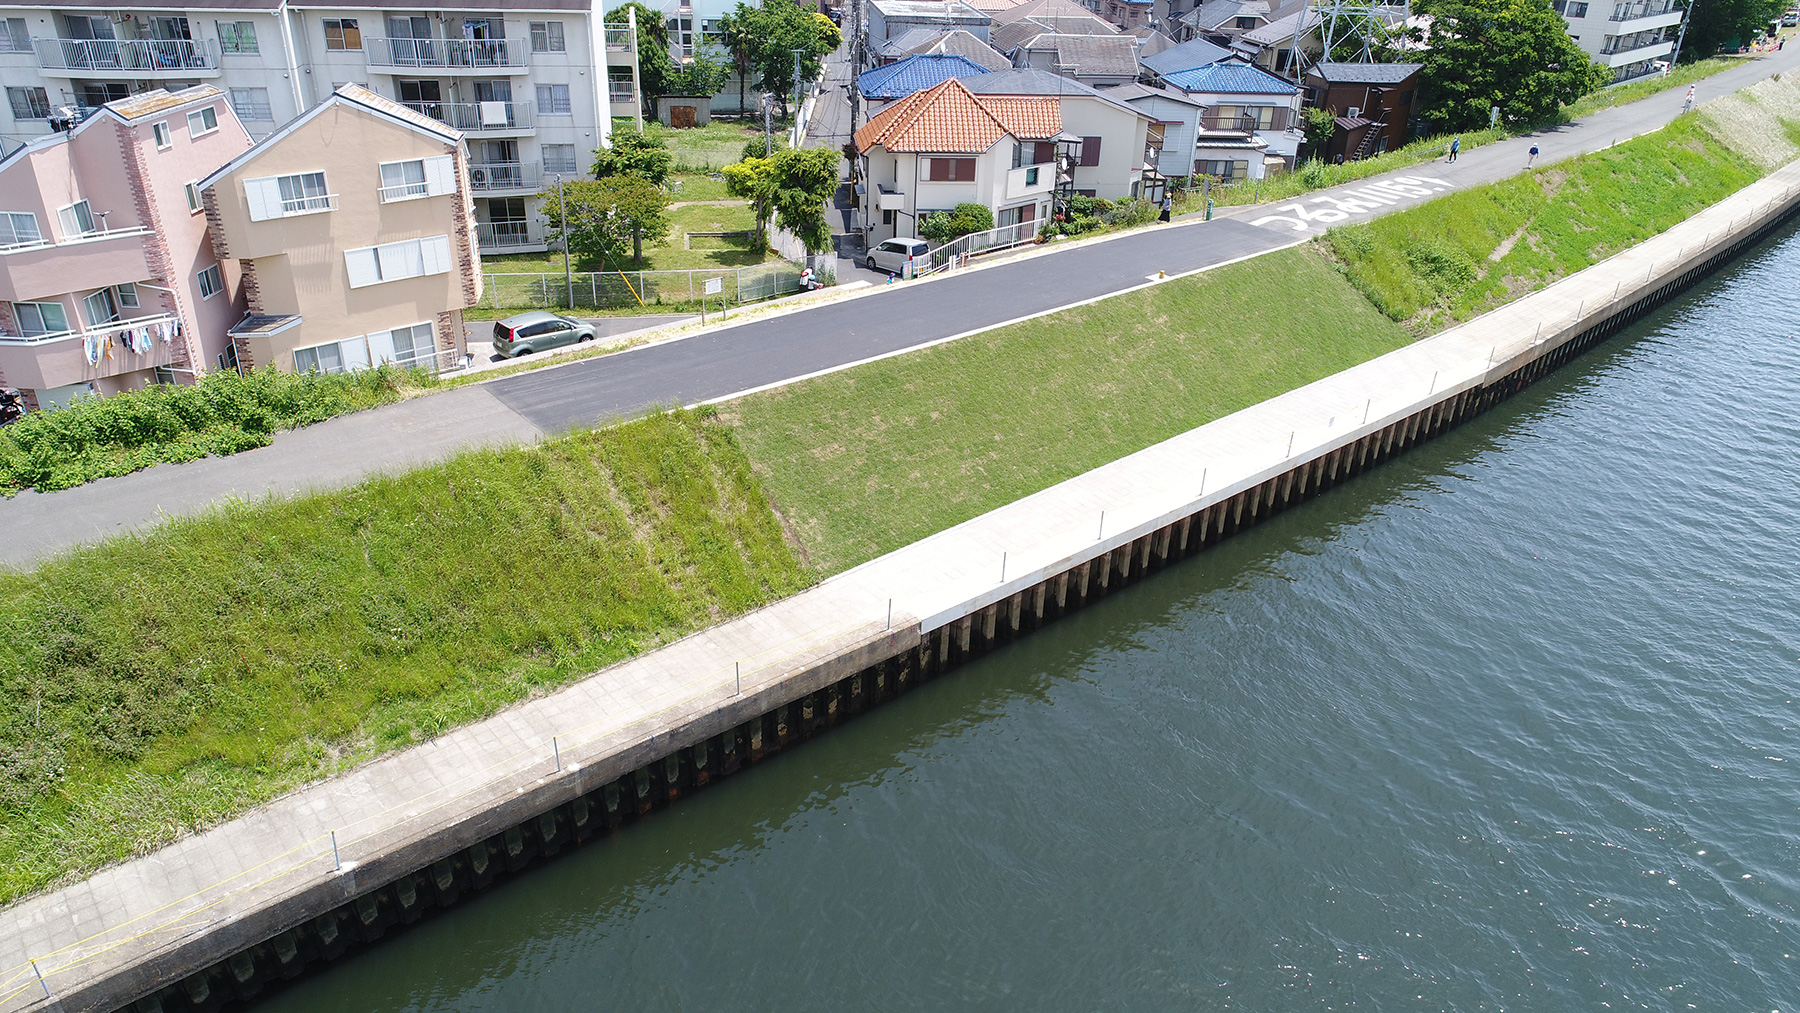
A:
[857,54,995,103]
[1152,62,1303,181]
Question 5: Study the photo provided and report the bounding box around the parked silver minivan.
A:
[864,237,929,275]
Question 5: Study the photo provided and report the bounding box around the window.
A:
[1025,166,1039,186]
[529,21,565,51]
[543,143,578,174]
[535,84,571,115]
[81,83,130,107]
[152,121,172,149]
[1078,136,1102,166]
[323,18,360,50]
[244,172,332,219]
[369,322,435,366]
[927,157,976,181]
[7,87,50,120]
[1235,15,1258,27]
[116,281,139,307]
[0,212,42,248]
[197,264,224,299]
[378,156,456,201]
[1,17,27,53]
[217,20,258,53]
[1195,158,1249,180]
[82,288,118,327]
[185,182,203,213]
[343,235,454,287]
[293,341,344,375]
[57,200,97,238]
[229,87,271,121]
[187,106,219,136]
[13,301,69,337]
[380,159,428,200]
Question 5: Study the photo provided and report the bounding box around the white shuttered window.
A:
[344,234,453,288]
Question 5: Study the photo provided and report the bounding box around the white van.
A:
[864,237,930,275]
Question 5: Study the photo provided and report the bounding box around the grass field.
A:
[724,247,1414,575]
[1561,57,1749,121]
[0,409,809,902]
[1324,114,1766,331]
[622,117,790,170]
[483,202,766,277]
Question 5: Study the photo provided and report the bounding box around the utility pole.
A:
[791,47,806,116]
[848,0,862,130]
[763,93,773,155]
[1669,0,1696,68]
[556,174,572,309]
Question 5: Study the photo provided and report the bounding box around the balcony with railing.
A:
[1609,0,1678,18]
[608,82,638,108]
[400,100,534,134]
[1599,32,1673,63]
[0,227,153,303]
[1197,107,1291,133]
[476,220,544,250]
[604,26,636,52]
[0,311,181,390]
[468,160,543,192]
[35,38,220,75]
[364,37,529,73]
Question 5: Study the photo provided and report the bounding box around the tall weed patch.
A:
[0,366,431,495]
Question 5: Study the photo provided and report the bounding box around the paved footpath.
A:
[3,50,1796,569]
[5,152,1795,1013]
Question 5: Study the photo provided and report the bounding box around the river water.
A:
[262,223,1800,1011]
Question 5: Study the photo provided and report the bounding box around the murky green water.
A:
[261,223,1800,1010]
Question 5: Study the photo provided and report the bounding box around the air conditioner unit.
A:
[470,168,487,182]
[1347,105,1360,118]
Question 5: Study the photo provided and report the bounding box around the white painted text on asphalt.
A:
[1250,175,1453,231]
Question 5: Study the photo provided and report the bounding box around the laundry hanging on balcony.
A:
[84,332,102,365]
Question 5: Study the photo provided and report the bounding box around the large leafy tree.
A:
[722,146,841,252]
[606,2,678,104]
[591,130,673,185]
[720,0,841,116]
[716,9,759,114]
[542,176,672,267]
[1678,0,1784,60]
[1414,0,1611,130]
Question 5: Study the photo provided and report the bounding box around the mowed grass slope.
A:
[725,247,1413,575]
[0,410,809,902]
[1325,115,1766,332]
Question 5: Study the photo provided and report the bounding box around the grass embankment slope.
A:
[732,98,1797,574]
[0,411,808,901]
[726,248,1412,575]
[5,80,1792,902]
[1327,92,1799,333]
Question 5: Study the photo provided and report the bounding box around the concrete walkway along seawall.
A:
[4,147,1798,1013]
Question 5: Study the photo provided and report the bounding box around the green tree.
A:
[722,146,841,251]
[918,203,995,242]
[591,129,674,185]
[542,176,672,267]
[1300,106,1339,157]
[716,9,759,114]
[741,134,789,162]
[720,0,840,116]
[606,2,678,105]
[1678,0,1785,60]
[1414,0,1611,130]
[667,52,729,96]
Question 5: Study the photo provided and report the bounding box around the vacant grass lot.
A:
[621,117,789,170]
[0,410,809,902]
[724,247,1413,575]
[1324,114,1766,332]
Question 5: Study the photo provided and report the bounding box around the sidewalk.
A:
[3,48,1795,570]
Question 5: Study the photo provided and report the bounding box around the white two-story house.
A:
[854,77,1061,245]
[963,69,1153,198]
[1157,60,1301,179]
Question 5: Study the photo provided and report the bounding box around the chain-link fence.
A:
[482,260,810,312]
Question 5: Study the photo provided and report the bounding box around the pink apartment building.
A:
[0,85,249,410]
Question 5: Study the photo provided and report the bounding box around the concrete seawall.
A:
[6,159,1799,1013]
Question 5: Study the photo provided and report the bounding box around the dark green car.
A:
[491,311,597,358]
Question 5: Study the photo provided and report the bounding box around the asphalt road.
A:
[484,218,1279,430]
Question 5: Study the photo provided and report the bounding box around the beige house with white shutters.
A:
[198,83,481,374]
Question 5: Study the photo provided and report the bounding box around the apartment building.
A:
[0,85,248,410]
[1556,0,1682,82]
[199,85,481,375]
[0,0,640,253]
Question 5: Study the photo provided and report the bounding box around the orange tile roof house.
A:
[854,78,1062,246]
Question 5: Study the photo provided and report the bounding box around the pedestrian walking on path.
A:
[1447,135,1461,163]
[1527,143,1540,168]
[1160,193,1173,222]
[1683,84,1696,112]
